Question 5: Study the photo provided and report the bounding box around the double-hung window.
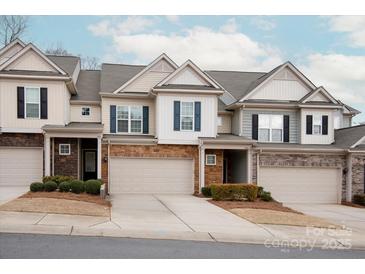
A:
[313,115,322,135]
[25,87,40,118]
[181,102,194,131]
[82,107,90,116]
[258,114,283,142]
[117,106,142,133]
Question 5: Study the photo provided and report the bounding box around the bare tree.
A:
[45,42,72,56]
[0,16,28,46]
[81,55,100,70]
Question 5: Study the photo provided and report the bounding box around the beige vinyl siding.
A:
[0,43,23,64]
[343,115,352,128]
[231,109,241,135]
[101,97,155,135]
[70,105,101,123]
[168,66,208,85]
[6,49,57,72]
[242,108,299,143]
[0,78,69,131]
[218,114,231,134]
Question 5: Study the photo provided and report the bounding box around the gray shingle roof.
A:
[47,55,80,76]
[73,70,101,101]
[157,84,219,90]
[100,63,145,93]
[0,70,64,77]
[334,124,365,148]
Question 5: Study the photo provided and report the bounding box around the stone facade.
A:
[352,155,365,196]
[101,144,199,193]
[0,133,43,147]
[204,149,223,186]
[53,138,78,178]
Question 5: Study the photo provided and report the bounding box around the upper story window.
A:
[117,105,142,133]
[81,107,90,116]
[258,114,283,142]
[181,102,194,131]
[313,115,322,135]
[25,87,40,118]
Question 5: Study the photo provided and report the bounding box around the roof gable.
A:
[300,86,338,104]
[113,53,178,94]
[0,43,67,75]
[0,39,26,64]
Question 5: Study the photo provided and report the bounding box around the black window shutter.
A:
[283,115,290,142]
[40,87,48,119]
[17,86,25,119]
[194,101,201,132]
[306,115,313,135]
[143,106,149,134]
[173,101,180,131]
[252,114,258,140]
[110,105,116,133]
[322,115,328,135]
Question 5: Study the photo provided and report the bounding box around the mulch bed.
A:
[341,201,365,208]
[20,191,111,207]
[209,199,302,214]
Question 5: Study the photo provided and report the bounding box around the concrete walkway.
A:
[0,186,28,205]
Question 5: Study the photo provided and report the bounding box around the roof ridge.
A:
[46,54,80,58]
[102,63,146,67]
[206,69,267,74]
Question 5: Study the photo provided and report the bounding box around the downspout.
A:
[256,148,262,185]
[107,139,110,195]
[346,150,353,202]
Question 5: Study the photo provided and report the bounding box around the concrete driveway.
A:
[110,194,271,237]
[0,186,28,205]
[286,203,365,233]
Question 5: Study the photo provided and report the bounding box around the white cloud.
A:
[326,16,365,47]
[251,17,276,31]
[89,18,283,71]
[219,18,238,34]
[301,53,365,104]
[165,15,180,24]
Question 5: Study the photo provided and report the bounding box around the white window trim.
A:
[312,114,322,135]
[24,86,40,119]
[59,144,71,156]
[180,101,194,132]
[116,105,143,134]
[258,114,284,143]
[81,106,91,116]
[206,154,216,166]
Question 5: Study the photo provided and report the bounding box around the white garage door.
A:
[110,158,194,194]
[0,148,43,186]
[259,167,341,204]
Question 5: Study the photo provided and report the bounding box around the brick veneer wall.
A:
[204,149,223,186]
[53,138,78,178]
[0,133,43,147]
[101,144,199,193]
[352,155,365,196]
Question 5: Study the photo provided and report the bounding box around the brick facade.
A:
[204,149,223,186]
[53,138,78,178]
[0,133,43,147]
[352,155,365,195]
[101,144,199,193]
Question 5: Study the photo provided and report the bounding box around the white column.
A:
[199,146,205,190]
[346,153,352,202]
[97,136,102,179]
[247,148,252,183]
[44,135,51,176]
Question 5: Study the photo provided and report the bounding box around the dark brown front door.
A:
[83,149,97,181]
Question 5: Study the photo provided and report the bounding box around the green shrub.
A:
[30,182,44,192]
[70,180,85,194]
[210,184,258,201]
[42,175,74,186]
[260,191,273,202]
[58,181,71,192]
[257,186,264,197]
[201,186,212,197]
[353,194,365,206]
[85,180,102,195]
[44,181,57,192]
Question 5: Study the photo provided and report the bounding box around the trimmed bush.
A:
[210,184,258,201]
[44,181,57,192]
[353,194,365,206]
[260,191,273,202]
[85,180,102,195]
[257,186,264,197]
[70,180,85,194]
[58,181,71,192]
[42,175,74,186]
[201,186,212,197]
[30,182,44,192]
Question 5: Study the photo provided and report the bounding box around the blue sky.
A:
[23,15,365,123]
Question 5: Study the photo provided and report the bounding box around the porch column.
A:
[346,153,353,202]
[247,148,252,183]
[199,145,205,191]
[97,136,102,179]
[44,135,51,176]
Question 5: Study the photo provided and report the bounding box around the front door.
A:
[83,150,97,181]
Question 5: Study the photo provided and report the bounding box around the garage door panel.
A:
[259,167,340,204]
[0,148,43,186]
[110,158,194,194]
